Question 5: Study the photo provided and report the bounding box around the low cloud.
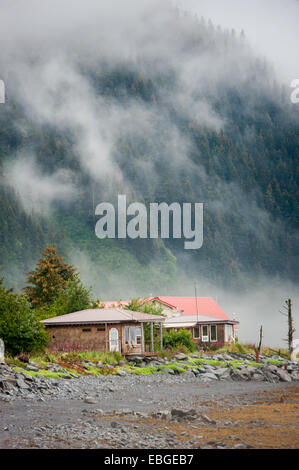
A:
[4,154,77,215]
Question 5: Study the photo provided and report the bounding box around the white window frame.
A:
[210,324,217,342]
[136,326,142,345]
[201,325,209,342]
[125,325,142,346]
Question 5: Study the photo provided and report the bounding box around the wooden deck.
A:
[125,351,158,357]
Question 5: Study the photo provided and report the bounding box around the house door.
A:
[109,328,119,352]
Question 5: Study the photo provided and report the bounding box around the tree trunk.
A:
[287,299,295,359]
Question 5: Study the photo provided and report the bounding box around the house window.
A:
[125,326,130,344]
[82,328,91,332]
[210,325,217,342]
[136,327,142,345]
[125,326,142,346]
[193,326,200,339]
[97,327,105,332]
[202,325,209,342]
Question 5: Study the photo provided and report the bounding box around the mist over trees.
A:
[0,1,298,299]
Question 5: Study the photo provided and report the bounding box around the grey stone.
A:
[201,372,218,380]
[262,371,279,383]
[84,396,97,404]
[275,369,292,382]
[171,408,197,420]
[230,370,249,381]
[200,414,217,425]
[252,373,265,382]
[117,370,126,376]
[214,368,230,377]
[174,353,187,361]
[152,410,170,419]
[16,379,29,389]
[26,365,39,372]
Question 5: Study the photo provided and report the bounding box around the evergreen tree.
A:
[23,246,77,308]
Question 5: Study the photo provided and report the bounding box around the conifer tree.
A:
[23,246,77,308]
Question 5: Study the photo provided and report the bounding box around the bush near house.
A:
[163,328,196,352]
[0,278,49,356]
[36,278,97,321]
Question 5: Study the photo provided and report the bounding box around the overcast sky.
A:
[179,0,299,84]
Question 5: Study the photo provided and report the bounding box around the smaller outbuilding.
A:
[164,314,239,347]
[41,308,165,356]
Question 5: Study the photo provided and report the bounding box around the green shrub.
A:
[163,329,196,352]
[0,279,49,356]
[36,278,94,321]
[235,343,247,354]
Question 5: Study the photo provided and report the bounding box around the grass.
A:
[126,365,158,375]
[12,366,75,379]
[5,342,295,380]
[158,363,187,374]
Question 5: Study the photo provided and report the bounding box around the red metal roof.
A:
[97,297,232,321]
[149,296,231,320]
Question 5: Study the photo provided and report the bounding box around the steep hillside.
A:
[0,4,298,297]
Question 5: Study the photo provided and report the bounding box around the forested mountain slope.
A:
[0,4,298,297]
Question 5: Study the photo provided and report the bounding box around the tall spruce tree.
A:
[23,246,77,308]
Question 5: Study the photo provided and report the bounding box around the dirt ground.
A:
[0,380,298,449]
[109,385,299,449]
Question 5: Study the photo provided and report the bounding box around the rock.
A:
[262,371,279,383]
[16,379,29,389]
[200,415,217,425]
[252,373,265,382]
[264,364,279,373]
[84,397,97,404]
[290,370,299,380]
[117,370,126,376]
[171,408,197,420]
[110,421,121,429]
[26,365,39,372]
[127,356,143,363]
[214,368,230,377]
[203,364,216,371]
[200,372,218,381]
[174,353,187,361]
[152,410,170,419]
[230,370,249,381]
[275,369,292,382]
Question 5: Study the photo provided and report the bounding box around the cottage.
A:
[149,297,239,347]
[41,308,165,356]
[99,296,239,348]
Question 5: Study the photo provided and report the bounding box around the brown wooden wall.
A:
[45,322,144,354]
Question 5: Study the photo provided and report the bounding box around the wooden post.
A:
[255,325,263,363]
[160,322,163,350]
[258,325,263,355]
[151,322,154,352]
[281,298,295,359]
[287,299,295,359]
[105,323,108,352]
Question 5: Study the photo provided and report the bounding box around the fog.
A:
[180,0,299,84]
[0,0,298,348]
